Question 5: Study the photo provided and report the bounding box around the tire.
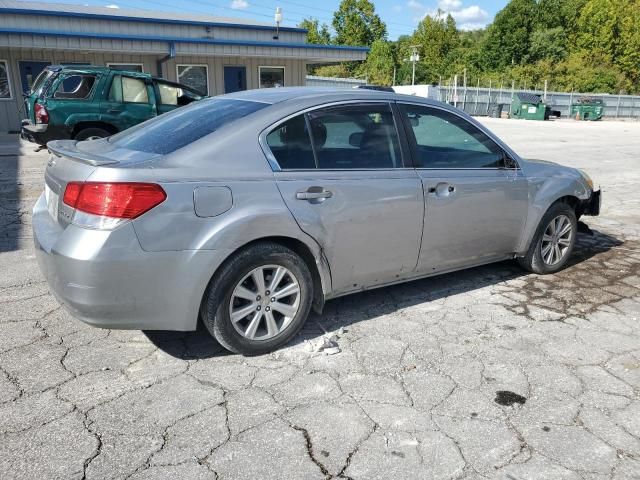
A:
[518,202,577,274]
[203,242,313,355]
[74,127,111,141]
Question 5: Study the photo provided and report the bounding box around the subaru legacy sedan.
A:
[33,88,601,354]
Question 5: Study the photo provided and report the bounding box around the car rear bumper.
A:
[21,120,71,145]
[33,193,231,331]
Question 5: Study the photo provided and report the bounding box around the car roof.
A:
[222,86,443,107]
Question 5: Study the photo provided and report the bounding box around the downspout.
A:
[156,42,176,79]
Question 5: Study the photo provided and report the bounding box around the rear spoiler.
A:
[48,140,119,166]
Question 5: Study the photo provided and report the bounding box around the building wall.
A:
[0,47,307,132]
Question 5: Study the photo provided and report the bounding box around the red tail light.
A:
[63,182,166,219]
[35,102,49,124]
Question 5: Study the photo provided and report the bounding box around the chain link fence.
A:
[438,86,640,119]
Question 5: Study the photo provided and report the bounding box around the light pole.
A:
[409,46,420,86]
[273,7,282,40]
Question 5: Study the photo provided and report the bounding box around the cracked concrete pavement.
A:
[1,118,639,479]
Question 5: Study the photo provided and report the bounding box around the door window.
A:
[109,75,149,103]
[53,74,97,99]
[266,115,316,169]
[157,81,201,106]
[400,104,504,168]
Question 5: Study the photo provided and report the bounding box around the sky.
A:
[23,0,508,39]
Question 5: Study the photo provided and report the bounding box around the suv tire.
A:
[74,127,111,141]
[203,242,313,355]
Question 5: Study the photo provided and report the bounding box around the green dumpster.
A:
[510,93,548,120]
[571,97,604,121]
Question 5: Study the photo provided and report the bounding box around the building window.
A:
[0,60,12,99]
[107,63,144,73]
[176,65,209,96]
[259,66,285,88]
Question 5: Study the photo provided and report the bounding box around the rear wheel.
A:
[74,127,111,141]
[518,202,577,274]
[203,242,313,355]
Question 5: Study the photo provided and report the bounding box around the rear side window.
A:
[53,74,97,99]
[157,82,201,106]
[109,98,268,154]
[265,104,403,170]
[109,75,149,103]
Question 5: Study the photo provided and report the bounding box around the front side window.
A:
[0,61,11,99]
[400,104,504,168]
[53,74,97,99]
[176,65,208,95]
[259,67,284,88]
[109,76,149,103]
[266,104,403,170]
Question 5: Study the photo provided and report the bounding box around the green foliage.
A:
[332,0,387,47]
[481,0,537,68]
[528,27,567,62]
[411,12,460,82]
[299,18,331,45]
[362,39,395,85]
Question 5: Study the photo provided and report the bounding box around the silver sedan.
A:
[33,88,601,354]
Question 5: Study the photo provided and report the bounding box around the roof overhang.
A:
[0,28,368,62]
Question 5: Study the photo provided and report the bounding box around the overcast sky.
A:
[26,0,507,39]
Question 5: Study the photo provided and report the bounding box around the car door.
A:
[266,102,424,294]
[398,103,529,273]
[100,74,156,131]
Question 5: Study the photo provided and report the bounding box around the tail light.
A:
[63,182,166,220]
[35,102,49,124]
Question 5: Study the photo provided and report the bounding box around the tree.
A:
[528,27,568,62]
[480,0,537,69]
[332,0,387,47]
[362,39,395,85]
[299,18,331,45]
[410,12,460,82]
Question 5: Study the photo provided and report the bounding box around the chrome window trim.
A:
[259,100,414,172]
[397,100,522,171]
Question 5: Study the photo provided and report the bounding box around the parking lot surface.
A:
[1,118,639,479]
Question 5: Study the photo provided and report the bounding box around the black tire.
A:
[203,242,313,355]
[518,202,577,274]
[74,127,111,141]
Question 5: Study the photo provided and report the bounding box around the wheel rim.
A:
[541,214,573,266]
[229,265,301,341]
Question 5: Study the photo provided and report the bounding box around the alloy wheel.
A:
[229,265,301,341]
[540,214,573,266]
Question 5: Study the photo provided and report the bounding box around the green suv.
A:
[21,65,204,145]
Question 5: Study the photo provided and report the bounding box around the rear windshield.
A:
[108,98,268,154]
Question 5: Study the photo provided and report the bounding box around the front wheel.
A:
[74,127,111,141]
[518,202,577,274]
[203,243,313,355]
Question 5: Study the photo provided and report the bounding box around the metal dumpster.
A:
[571,98,604,121]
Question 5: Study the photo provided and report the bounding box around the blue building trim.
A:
[0,27,370,52]
[0,7,308,33]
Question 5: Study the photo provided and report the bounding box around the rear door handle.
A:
[296,188,333,201]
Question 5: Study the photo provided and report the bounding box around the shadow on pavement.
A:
[144,228,623,359]
[0,135,21,252]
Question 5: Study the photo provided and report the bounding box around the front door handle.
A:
[296,187,333,201]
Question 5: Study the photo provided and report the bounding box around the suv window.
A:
[266,104,402,170]
[53,74,97,99]
[108,98,267,154]
[109,75,149,103]
[157,81,201,106]
[400,104,504,168]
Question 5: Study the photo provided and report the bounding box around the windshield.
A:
[108,98,268,155]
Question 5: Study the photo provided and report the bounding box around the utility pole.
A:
[409,45,420,86]
[543,79,548,102]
